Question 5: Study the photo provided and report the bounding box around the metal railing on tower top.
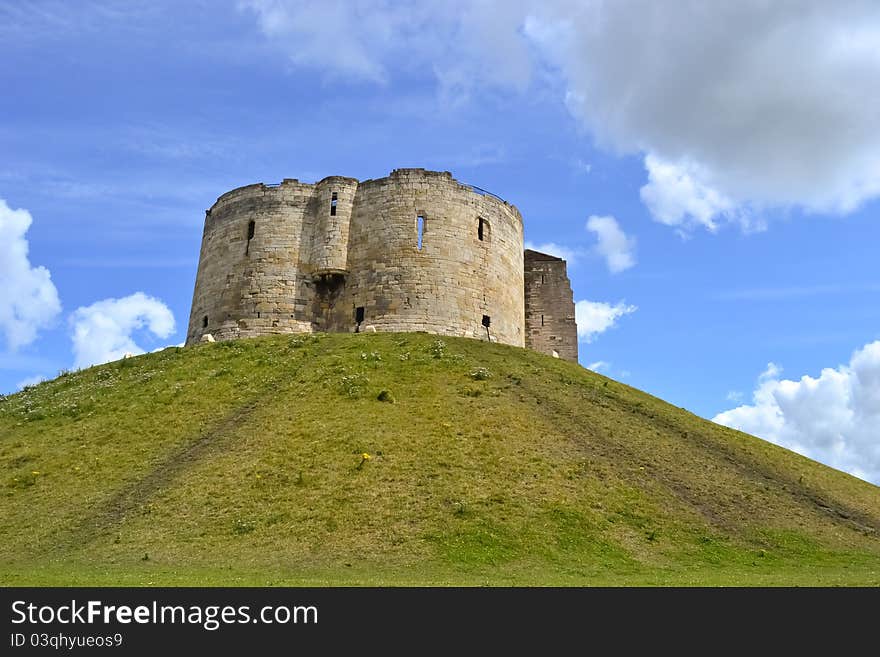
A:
[466,184,507,203]
[259,179,507,203]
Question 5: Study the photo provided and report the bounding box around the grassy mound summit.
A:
[1,333,878,585]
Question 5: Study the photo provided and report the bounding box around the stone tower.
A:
[186,168,578,362]
[523,249,578,362]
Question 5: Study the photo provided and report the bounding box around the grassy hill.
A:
[1,332,879,586]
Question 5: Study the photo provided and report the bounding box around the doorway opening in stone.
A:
[355,306,365,332]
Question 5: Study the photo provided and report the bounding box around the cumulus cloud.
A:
[70,293,175,369]
[587,360,609,373]
[0,198,61,350]
[585,215,636,273]
[243,2,880,231]
[639,155,738,233]
[714,345,880,485]
[575,299,636,343]
[524,240,580,265]
[527,1,880,230]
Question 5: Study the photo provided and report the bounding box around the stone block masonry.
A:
[523,250,578,362]
[186,168,577,362]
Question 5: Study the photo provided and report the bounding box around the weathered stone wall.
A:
[523,249,578,362]
[186,169,526,347]
[338,169,524,344]
[187,180,314,343]
[309,176,358,275]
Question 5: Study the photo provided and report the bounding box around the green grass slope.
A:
[1,333,879,586]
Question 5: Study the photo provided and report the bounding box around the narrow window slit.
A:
[246,220,255,254]
[330,191,337,216]
[202,315,208,328]
[478,217,485,241]
[417,215,425,250]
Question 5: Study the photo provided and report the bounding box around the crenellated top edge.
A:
[207,169,517,222]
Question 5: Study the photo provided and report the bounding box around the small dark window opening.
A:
[330,191,338,216]
[478,217,485,241]
[355,306,365,332]
[202,315,208,328]
[246,220,255,254]
[541,314,545,326]
[541,274,545,284]
[481,314,491,341]
[417,215,425,250]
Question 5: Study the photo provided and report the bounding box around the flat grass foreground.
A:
[1,333,878,586]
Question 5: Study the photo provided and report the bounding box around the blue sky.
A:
[2,1,880,483]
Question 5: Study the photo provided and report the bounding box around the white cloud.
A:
[525,2,880,230]
[714,346,880,485]
[527,220,635,278]
[16,374,46,390]
[242,0,392,82]
[585,215,636,273]
[151,343,184,353]
[587,360,609,372]
[70,293,176,369]
[0,198,61,350]
[524,241,580,266]
[760,362,783,381]
[239,0,533,96]
[575,299,636,343]
[726,390,744,403]
[243,3,880,232]
[639,155,737,233]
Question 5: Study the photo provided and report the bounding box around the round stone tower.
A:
[186,168,525,347]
